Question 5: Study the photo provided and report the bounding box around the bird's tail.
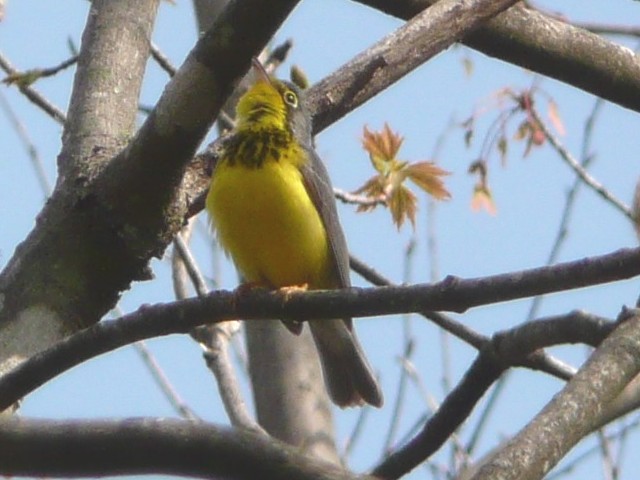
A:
[309,319,383,408]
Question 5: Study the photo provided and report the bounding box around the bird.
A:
[206,59,383,408]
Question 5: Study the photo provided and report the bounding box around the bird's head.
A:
[235,59,312,143]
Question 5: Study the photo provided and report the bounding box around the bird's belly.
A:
[208,160,332,288]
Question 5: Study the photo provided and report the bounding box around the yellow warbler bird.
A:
[206,60,383,408]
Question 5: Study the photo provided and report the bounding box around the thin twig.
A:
[132,341,200,421]
[596,428,616,480]
[9,55,78,80]
[110,304,200,421]
[150,42,177,77]
[383,239,417,454]
[172,229,263,434]
[0,90,52,196]
[334,188,386,208]
[342,404,371,460]
[530,106,632,220]
[173,231,209,297]
[0,51,66,124]
[383,339,415,454]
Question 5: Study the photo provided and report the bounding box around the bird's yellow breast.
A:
[207,151,333,289]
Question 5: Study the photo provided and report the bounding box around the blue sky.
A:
[2,1,640,478]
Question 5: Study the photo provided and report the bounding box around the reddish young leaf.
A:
[405,162,451,200]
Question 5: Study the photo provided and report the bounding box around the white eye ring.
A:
[284,91,298,107]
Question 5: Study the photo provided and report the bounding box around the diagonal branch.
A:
[308,0,521,132]
[529,106,633,220]
[370,310,613,479]
[0,51,66,124]
[373,346,506,480]
[469,309,640,480]
[354,0,640,114]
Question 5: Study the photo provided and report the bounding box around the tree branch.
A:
[529,105,632,220]
[0,246,630,410]
[373,346,505,479]
[0,51,66,124]
[469,309,640,480]
[308,0,521,132]
[0,417,371,480]
[354,0,640,114]
[370,310,614,479]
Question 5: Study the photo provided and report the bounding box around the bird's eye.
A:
[283,90,298,108]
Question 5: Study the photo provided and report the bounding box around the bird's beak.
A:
[251,58,271,85]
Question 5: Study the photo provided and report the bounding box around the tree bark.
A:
[355,0,640,114]
[0,417,372,480]
[470,311,640,480]
[246,322,339,462]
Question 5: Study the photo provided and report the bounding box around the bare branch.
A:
[133,341,199,421]
[0,89,52,196]
[0,246,624,411]
[373,344,506,479]
[2,54,77,82]
[334,188,386,209]
[0,51,66,123]
[308,0,520,132]
[150,42,177,77]
[355,0,640,114]
[0,417,372,480]
[173,228,262,432]
[469,309,640,480]
[529,106,633,220]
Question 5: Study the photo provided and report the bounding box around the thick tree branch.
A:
[354,0,640,114]
[0,417,371,480]
[469,309,640,480]
[308,0,521,132]
[58,1,153,179]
